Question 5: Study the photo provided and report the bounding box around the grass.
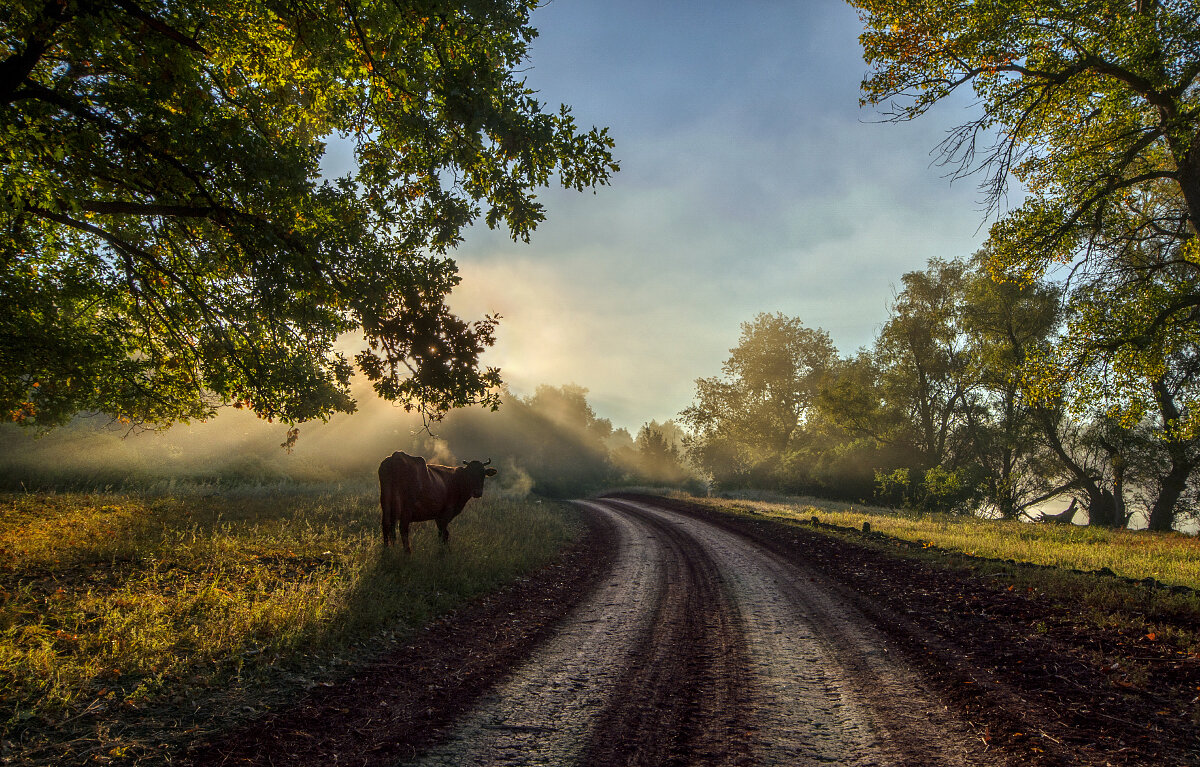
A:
[680,492,1200,653]
[691,493,1200,589]
[0,483,580,764]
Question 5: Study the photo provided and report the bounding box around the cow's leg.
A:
[380,489,394,547]
[436,517,450,545]
[400,519,412,555]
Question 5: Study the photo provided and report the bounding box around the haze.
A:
[434,0,992,431]
[5,0,1000,475]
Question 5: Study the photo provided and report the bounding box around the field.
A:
[0,483,580,765]
[693,493,1200,588]
[684,492,1200,655]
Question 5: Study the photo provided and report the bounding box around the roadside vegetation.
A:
[697,493,1200,589]
[680,492,1200,653]
[0,484,579,765]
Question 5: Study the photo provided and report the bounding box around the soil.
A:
[638,494,1200,766]
[185,509,618,767]
[186,494,1200,767]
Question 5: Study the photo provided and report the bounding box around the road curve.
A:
[404,496,983,767]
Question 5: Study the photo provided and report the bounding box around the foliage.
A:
[853,0,1200,248]
[0,486,579,763]
[874,464,982,513]
[874,466,912,507]
[0,0,618,429]
[680,313,836,489]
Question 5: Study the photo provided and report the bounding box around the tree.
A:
[680,313,836,489]
[632,420,690,486]
[958,258,1065,519]
[1032,254,1200,529]
[1,0,617,430]
[874,259,971,471]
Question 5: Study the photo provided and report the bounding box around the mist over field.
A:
[0,383,696,498]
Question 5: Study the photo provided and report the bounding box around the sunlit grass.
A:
[691,495,1200,589]
[0,484,578,763]
[678,493,1200,654]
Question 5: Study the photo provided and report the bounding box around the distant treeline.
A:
[434,384,702,497]
[680,254,1199,533]
[0,385,700,498]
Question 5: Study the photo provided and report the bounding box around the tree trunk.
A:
[0,1,71,105]
[1148,462,1190,531]
[1033,407,1124,527]
[1088,486,1123,528]
[1111,454,1128,527]
[1147,378,1196,532]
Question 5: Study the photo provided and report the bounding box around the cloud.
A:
[357,1,1003,431]
[448,103,990,430]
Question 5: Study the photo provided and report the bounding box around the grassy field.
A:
[0,483,579,765]
[692,493,1200,589]
[682,492,1200,651]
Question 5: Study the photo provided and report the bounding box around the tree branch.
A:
[111,0,209,55]
[0,0,71,104]
[78,200,220,218]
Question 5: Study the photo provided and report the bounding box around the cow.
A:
[377,451,498,553]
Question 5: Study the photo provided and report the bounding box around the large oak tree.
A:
[1,0,617,430]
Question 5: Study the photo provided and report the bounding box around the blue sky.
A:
[442,0,995,431]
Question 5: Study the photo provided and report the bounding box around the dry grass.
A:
[692,494,1200,589]
[0,484,578,764]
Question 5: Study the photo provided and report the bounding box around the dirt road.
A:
[194,494,1199,767]
[405,496,981,767]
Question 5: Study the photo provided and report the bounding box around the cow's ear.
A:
[485,468,498,477]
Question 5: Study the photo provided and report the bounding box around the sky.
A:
[364,0,1000,433]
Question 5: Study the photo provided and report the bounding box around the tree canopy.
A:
[680,313,836,488]
[853,0,1200,238]
[849,0,1200,528]
[853,0,1200,323]
[1,0,617,429]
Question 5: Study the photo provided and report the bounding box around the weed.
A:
[681,493,1200,654]
[0,484,579,764]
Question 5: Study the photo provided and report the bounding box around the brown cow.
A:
[377,451,498,553]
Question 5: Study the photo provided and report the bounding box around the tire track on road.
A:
[403,504,667,766]
[604,497,982,767]
[575,500,753,767]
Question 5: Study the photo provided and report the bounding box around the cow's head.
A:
[461,459,498,498]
